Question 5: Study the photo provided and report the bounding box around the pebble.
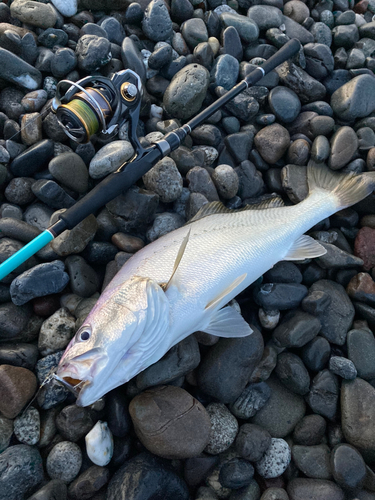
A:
[331,74,375,121]
[55,404,94,443]
[272,310,321,348]
[48,152,88,194]
[219,458,254,489]
[46,441,82,483]
[256,438,291,479]
[187,166,219,201]
[181,18,208,49]
[292,444,331,479]
[51,0,77,17]
[121,36,146,84]
[331,443,366,490]
[275,352,311,395]
[248,5,283,30]
[76,35,112,72]
[307,369,339,419]
[204,402,239,455]
[347,328,375,379]
[329,126,359,170]
[287,478,344,500]
[0,416,13,453]
[0,444,44,500]
[197,327,264,403]
[250,375,306,438]
[130,385,211,459]
[235,423,271,463]
[254,124,290,164]
[329,356,357,379]
[65,255,99,297]
[51,214,97,257]
[31,179,75,209]
[28,480,67,500]
[268,86,301,123]
[143,157,183,203]
[355,226,375,270]
[142,0,173,42]
[136,335,200,390]
[0,365,37,418]
[5,177,35,205]
[235,160,264,199]
[146,212,185,241]
[293,414,327,445]
[164,64,210,120]
[13,406,40,446]
[220,12,259,42]
[107,453,189,500]
[276,61,326,103]
[89,141,134,179]
[10,0,57,28]
[224,131,253,163]
[68,466,110,500]
[38,307,76,357]
[254,283,308,310]
[229,381,271,419]
[260,489,289,500]
[10,260,70,306]
[85,420,113,466]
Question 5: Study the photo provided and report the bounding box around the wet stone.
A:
[75,35,112,73]
[275,352,310,395]
[46,441,82,483]
[106,389,132,438]
[256,438,291,479]
[211,54,239,91]
[347,329,375,380]
[220,12,259,42]
[307,369,339,419]
[68,465,110,500]
[56,405,94,443]
[329,356,357,379]
[229,382,271,419]
[219,458,254,489]
[331,443,366,490]
[250,375,306,438]
[0,444,44,500]
[181,18,208,49]
[10,261,69,306]
[106,453,189,500]
[293,414,327,445]
[10,139,54,177]
[130,385,211,459]
[136,335,200,390]
[204,402,239,455]
[13,406,40,445]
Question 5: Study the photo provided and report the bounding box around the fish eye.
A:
[79,329,91,341]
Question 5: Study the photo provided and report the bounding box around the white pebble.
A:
[255,438,291,478]
[258,308,280,329]
[51,0,77,17]
[151,104,163,120]
[14,407,40,445]
[85,420,113,466]
[205,403,239,455]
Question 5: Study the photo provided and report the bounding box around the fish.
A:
[55,162,375,406]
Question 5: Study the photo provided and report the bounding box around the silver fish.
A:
[55,163,375,406]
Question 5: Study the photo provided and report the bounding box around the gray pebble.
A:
[212,164,239,199]
[14,407,40,445]
[89,141,134,179]
[38,307,76,357]
[142,0,173,42]
[329,356,357,379]
[146,212,185,242]
[46,441,82,483]
[204,403,239,454]
[256,438,291,479]
[143,157,183,203]
[229,382,271,419]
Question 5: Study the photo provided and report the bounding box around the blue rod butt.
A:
[0,231,54,281]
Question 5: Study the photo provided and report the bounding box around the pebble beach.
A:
[1,0,375,499]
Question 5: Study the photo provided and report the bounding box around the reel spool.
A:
[51,70,142,144]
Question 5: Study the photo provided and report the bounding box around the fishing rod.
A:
[0,38,300,282]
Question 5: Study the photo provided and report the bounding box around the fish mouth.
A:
[53,372,90,396]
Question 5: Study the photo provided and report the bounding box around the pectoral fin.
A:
[202,306,253,338]
[205,273,247,311]
[284,235,326,261]
[162,228,191,292]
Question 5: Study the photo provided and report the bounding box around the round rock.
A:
[331,75,375,121]
[38,307,76,357]
[13,406,40,445]
[254,124,290,164]
[235,423,272,462]
[49,152,89,194]
[129,385,211,459]
[268,86,301,124]
[164,64,210,120]
[89,141,134,179]
[287,478,344,500]
[142,0,173,42]
[212,164,239,199]
[143,157,183,203]
[256,438,291,479]
[204,402,239,455]
[331,443,366,490]
[328,126,359,170]
[46,441,82,483]
[0,365,37,418]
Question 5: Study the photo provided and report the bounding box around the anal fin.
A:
[284,235,327,261]
[202,306,253,338]
[205,273,247,311]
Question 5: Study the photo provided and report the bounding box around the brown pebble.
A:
[0,365,37,418]
[354,0,368,13]
[111,232,144,253]
[346,272,375,303]
[129,385,212,459]
[21,113,42,146]
[68,465,110,500]
[33,294,61,316]
[286,139,310,166]
[354,226,375,271]
[367,148,375,171]
[254,124,290,164]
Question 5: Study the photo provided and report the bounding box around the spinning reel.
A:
[51,69,143,150]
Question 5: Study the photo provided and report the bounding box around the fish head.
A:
[55,275,170,406]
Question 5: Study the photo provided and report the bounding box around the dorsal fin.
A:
[188,196,285,223]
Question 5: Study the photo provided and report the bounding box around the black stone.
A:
[55,404,94,442]
[10,139,54,177]
[225,132,253,164]
[235,423,272,462]
[219,458,254,489]
[254,283,308,311]
[0,343,38,370]
[306,369,339,420]
[347,329,375,380]
[275,352,310,395]
[293,414,327,446]
[331,444,366,490]
[301,336,331,372]
[235,160,264,199]
[264,262,302,284]
[65,255,99,298]
[27,479,67,500]
[81,241,118,265]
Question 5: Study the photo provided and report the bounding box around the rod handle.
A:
[0,230,54,281]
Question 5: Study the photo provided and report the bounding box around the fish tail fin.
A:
[307,160,375,210]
